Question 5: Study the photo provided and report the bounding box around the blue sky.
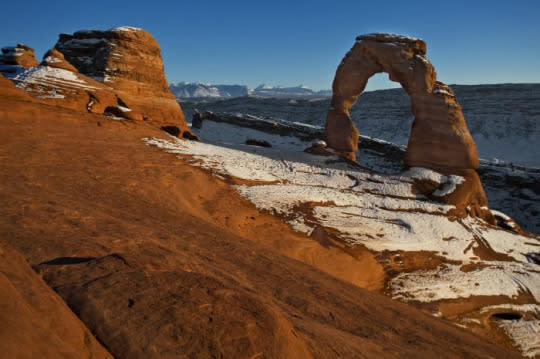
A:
[2,0,539,90]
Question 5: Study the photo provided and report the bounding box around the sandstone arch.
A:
[324,33,478,169]
[324,33,487,209]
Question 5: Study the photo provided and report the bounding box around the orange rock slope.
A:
[0,244,113,359]
[0,73,520,359]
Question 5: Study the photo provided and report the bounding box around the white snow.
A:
[14,66,98,97]
[480,303,540,314]
[464,219,538,263]
[144,133,537,265]
[402,167,446,183]
[490,209,512,221]
[117,105,132,113]
[402,167,465,197]
[390,262,539,302]
[356,33,422,43]
[433,175,465,197]
[193,120,309,152]
[43,56,61,64]
[433,88,454,96]
[111,26,143,32]
[497,318,540,358]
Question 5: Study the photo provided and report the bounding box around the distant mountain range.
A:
[169,82,331,99]
[169,82,248,99]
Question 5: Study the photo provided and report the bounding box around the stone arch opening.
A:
[348,73,414,152]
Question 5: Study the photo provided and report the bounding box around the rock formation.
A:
[0,44,39,68]
[11,48,140,119]
[0,44,39,78]
[41,48,79,72]
[54,27,190,133]
[324,33,487,209]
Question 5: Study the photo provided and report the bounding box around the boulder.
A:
[324,33,486,208]
[54,27,190,133]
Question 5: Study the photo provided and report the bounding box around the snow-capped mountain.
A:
[169,82,331,99]
[169,82,249,99]
[251,84,331,98]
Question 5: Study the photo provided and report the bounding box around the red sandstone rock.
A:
[0,244,113,359]
[0,74,521,359]
[325,33,478,170]
[11,48,143,120]
[0,73,33,101]
[55,27,190,133]
[0,44,39,68]
[324,33,486,208]
[41,48,79,72]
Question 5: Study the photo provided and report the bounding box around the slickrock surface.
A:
[148,112,540,358]
[0,78,519,359]
[0,244,113,359]
[324,33,487,210]
[55,26,190,132]
[0,73,32,100]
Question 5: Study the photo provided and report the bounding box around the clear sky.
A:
[2,0,539,90]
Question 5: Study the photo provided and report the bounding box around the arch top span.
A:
[324,33,479,174]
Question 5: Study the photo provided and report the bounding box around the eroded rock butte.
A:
[54,26,189,132]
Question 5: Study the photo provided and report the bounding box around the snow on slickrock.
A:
[145,117,539,358]
[13,66,97,99]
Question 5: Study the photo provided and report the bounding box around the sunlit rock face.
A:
[0,44,39,78]
[324,33,487,211]
[0,44,39,68]
[55,27,189,132]
[10,47,137,119]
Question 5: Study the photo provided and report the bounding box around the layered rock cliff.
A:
[54,26,189,132]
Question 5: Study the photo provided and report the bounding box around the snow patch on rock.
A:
[143,117,539,357]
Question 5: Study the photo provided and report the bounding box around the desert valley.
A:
[0,22,538,359]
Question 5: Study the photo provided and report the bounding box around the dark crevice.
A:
[491,312,522,321]
[39,256,96,266]
[161,125,180,137]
